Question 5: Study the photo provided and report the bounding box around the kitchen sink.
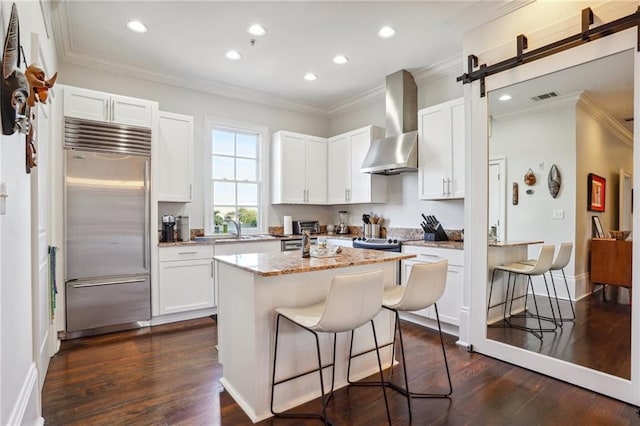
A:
[192,234,279,242]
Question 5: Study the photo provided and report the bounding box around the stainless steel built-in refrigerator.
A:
[64,117,151,336]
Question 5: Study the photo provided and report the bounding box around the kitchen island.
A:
[214,247,415,422]
[487,240,544,324]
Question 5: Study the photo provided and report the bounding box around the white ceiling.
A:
[489,49,634,132]
[51,0,533,114]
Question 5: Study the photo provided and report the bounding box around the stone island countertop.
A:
[402,240,464,250]
[214,246,415,277]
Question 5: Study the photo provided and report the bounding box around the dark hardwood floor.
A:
[43,316,639,425]
[488,287,631,379]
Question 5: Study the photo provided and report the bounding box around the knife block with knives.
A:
[420,214,449,241]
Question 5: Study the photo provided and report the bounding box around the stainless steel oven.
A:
[352,237,403,283]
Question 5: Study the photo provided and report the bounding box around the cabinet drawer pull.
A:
[178,251,198,255]
[419,254,441,258]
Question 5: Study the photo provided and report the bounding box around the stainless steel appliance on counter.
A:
[292,220,320,235]
[283,220,319,251]
[161,214,176,242]
[64,117,151,338]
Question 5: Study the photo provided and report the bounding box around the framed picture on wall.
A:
[587,173,606,212]
[592,215,604,238]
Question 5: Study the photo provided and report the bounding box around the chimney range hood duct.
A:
[360,69,418,175]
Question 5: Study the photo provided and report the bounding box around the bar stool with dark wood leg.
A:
[270,269,391,425]
[347,260,451,421]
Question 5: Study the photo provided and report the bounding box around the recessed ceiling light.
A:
[127,20,148,33]
[304,73,318,81]
[247,24,266,36]
[498,94,512,101]
[333,55,349,65]
[378,26,396,39]
[225,50,242,60]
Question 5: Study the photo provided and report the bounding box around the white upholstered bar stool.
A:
[490,245,557,339]
[270,269,391,425]
[519,242,575,323]
[347,260,451,421]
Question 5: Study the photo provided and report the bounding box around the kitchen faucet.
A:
[225,218,241,238]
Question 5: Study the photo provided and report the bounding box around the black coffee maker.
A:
[162,215,176,242]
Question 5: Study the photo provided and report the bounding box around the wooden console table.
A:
[590,238,632,299]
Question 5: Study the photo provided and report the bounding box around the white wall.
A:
[576,101,633,277]
[490,100,577,273]
[59,62,334,230]
[1,1,59,424]
[327,67,465,230]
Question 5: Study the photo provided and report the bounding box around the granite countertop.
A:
[158,233,358,247]
[401,240,464,250]
[214,246,415,277]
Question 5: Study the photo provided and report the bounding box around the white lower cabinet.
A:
[401,245,463,332]
[325,238,353,248]
[158,245,215,315]
[214,240,280,256]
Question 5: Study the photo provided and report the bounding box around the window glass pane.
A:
[236,158,256,181]
[237,207,258,228]
[209,123,262,234]
[212,130,235,155]
[212,209,227,227]
[237,133,257,158]
[212,156,235,180]
[238,183,257,205]
[213,181,235,205]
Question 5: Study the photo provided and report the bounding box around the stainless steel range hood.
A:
[360,70,418,175]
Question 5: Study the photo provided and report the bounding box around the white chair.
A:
[270,269,391,425]
[489,245,557,339]
[519,242,575,323]
[347,260,451,422]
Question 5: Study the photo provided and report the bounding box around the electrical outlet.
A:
[553,209,564,219]
[538,161,545,170]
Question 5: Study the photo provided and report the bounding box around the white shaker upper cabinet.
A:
[63,86,155,128]
[157,112,194,202]
[418,97,465,200]
[272,131,327,204]
[328,125,387,204]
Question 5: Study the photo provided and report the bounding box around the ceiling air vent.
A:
[531,91,560,102]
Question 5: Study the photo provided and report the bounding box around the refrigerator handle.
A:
[70,278,147,288]
[143,159,150,270]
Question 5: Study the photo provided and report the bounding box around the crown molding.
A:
[577,92,633,146]
[328,56,464,116]
[491,91,632,147]
[444,0,536,33]
[62,52,330,117]
[326,84,385,115]
[51,2,328,118]
[412,56,463,86]
[491,92,582,122]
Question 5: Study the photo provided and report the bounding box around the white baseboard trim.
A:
[7,362,40,426]
[398,312,459,337]
[150,307,217,326]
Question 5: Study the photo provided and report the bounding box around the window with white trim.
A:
[206,118,267,235]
